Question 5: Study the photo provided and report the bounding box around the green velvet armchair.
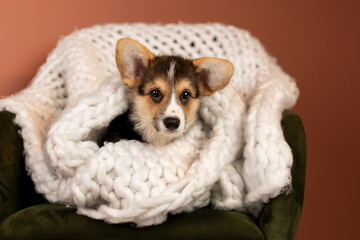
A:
[0,109,306,240]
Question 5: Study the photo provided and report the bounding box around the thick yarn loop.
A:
[0,23,298,226]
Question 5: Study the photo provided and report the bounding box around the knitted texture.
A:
[0,23,298,226]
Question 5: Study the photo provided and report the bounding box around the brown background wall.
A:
[1,0,359,239]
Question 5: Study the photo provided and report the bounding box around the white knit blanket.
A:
[0,23,298,226]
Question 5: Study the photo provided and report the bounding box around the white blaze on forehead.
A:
[164,60,183,119]
[167,60,176,84]
[157,60,186,134]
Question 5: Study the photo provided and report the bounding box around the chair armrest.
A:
[0,110,24,222]
[257,110,307,240]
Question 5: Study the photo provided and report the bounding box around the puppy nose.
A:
[163,117,180,130]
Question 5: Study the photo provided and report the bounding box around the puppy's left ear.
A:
[115,38,154,89]
[193,57,234,96]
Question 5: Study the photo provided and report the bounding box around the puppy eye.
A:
[150,89,162,103]
[180,90,192,104]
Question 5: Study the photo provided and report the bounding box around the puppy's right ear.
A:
[115,38,154,89]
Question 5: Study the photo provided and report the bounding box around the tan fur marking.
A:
[175,79,200,128]
[136,78,171,121]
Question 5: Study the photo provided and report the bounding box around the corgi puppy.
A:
[100,38,234,146]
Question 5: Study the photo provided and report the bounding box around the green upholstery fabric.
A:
[0,109,306,240]
[0,111,23,222]
[0,111,46,224]
[0,203,263,240]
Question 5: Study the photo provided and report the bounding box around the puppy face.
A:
[134,57,201,139]
[115,38,234,145]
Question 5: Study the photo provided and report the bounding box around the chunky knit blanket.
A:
[0,23,298,226]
